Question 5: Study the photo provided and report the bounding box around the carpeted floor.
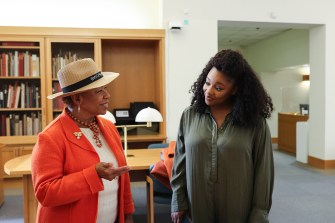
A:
[0,183,171,223]
[269,148,335,223]
[1,148,335,223]
[131,182,171,223]
[0,192,23,223]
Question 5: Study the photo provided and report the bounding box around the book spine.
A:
[27,116,32,135]
[0,90,4,108]
[6,115,10,136]
[14,114,20,135]
[0,114,5,136]
[2,42,35,46]
[23,113,27,135]
[3,84,8,108]
[14,51,19,77]
[6,84,13,108]
[5,54,8,77]
[1,53,6,76]
[35,86,40,108]
[14,85,21,108]
[18,52,24,76]
[31,54,40,77]
[21,82,25,108]
[24,51,29,77]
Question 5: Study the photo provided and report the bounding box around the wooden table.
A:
[4,148,162,223]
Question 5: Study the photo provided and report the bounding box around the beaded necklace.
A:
[66,108,102,147]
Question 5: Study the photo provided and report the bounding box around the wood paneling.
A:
[278,113,308,154]
[308,156,335,169]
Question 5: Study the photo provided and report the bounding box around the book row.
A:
[0,112,42,136]
[0,82,40,108]
[0,51,40,77]
[52,51,81,78]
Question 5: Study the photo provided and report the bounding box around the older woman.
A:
[31,58,134,223]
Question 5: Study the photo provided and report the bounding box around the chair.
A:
[147,143,172,204]
[148,143,191,223]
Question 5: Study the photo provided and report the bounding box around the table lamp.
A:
[100,107,163,157]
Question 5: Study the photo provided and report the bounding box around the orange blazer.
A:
[31,111,135,223]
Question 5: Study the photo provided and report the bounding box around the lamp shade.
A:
[135,107,163,122]
[99,111,116,123]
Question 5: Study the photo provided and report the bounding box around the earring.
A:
[78,104,81,113]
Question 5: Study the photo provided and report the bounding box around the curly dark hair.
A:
[190,49,273,127]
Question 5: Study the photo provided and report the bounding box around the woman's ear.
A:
[70,94,81,105]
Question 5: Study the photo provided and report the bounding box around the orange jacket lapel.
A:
[59,111,96,152]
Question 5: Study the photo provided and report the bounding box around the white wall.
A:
[260,70,309,137]
[164,20,217,140]
[244,29,309,72]
[241,29,309,138]
[0,0,162,29]
[309,26,327,159]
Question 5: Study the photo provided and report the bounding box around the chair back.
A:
[147,143,172,204]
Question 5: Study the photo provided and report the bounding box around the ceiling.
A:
[217,21,315,48]
[218,26,290,47]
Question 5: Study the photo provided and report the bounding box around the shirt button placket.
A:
[211,121,218,182]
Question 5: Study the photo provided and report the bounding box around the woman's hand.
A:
[171,211,186,223]
[96,162,130,181]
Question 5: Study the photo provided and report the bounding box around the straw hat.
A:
[47,58,119,99]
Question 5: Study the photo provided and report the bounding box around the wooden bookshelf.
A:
[0,27,166,177]
[45,38,100,123]
[0,37,46,178]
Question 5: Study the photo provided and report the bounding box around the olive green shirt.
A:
[171,106,274,223]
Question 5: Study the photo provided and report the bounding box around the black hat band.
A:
[62,72,103,93]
